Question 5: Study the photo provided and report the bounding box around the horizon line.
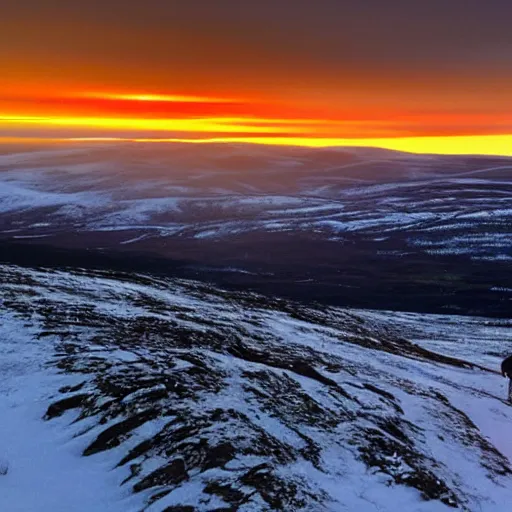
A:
[1,134,512,157]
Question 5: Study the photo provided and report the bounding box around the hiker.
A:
[501,355,512,403]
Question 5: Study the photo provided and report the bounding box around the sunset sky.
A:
[1,0,512,154]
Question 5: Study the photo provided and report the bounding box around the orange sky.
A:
[1,1,512,155]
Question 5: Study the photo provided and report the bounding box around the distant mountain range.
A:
[1,143,511,316]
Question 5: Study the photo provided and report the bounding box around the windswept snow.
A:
[0,313,147,512]
[1,264,512,511]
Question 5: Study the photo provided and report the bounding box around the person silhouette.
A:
[501,355,512,403]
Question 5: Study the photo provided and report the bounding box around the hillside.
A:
[1,264,512,511]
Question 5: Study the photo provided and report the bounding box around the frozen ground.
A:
[1,264,512,511]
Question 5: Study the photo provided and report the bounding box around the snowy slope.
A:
[1,264,512,511]
[0,312,146,512]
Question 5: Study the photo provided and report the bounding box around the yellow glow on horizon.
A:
[1,134,508,157]
[0,84,511,158]
[1,110,511,156]
[185,135,512,156]
[0,114,401,141]
[0,114,308,135]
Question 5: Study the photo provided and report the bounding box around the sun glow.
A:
[1,89,511,156]
[9,134,508,157]
[0,114,308,135]
[79,92,237,103]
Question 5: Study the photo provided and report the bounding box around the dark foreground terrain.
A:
[0,238,511,318]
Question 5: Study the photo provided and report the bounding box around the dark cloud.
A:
[1,1,511,109]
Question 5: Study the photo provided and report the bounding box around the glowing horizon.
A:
[0,89,511,156]
[2,1,511,156]
[2,133,512,158]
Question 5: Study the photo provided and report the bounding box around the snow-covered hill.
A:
[0,143,511,317]
[1,144,511,260]
[1,264,512,511]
